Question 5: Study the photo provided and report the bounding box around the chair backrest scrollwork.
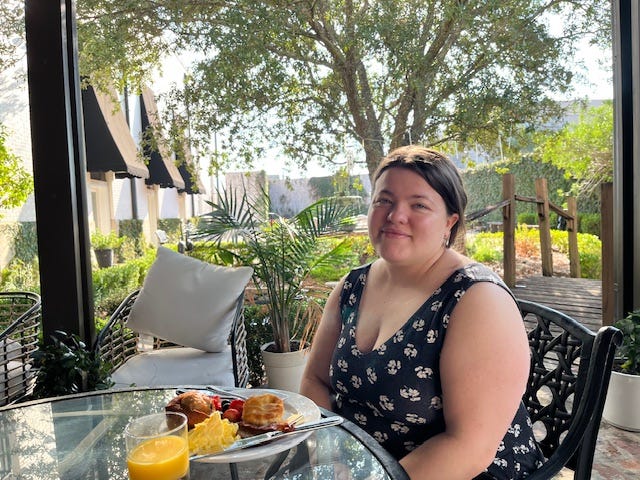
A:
[518,299,622,480]
[0,292,42,407]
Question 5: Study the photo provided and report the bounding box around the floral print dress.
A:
[329,263,544,479]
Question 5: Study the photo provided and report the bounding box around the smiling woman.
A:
[301,146,544,480]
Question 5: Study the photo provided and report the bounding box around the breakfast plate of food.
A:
[165,388,326,462]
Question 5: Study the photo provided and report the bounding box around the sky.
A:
[152,36,613,179]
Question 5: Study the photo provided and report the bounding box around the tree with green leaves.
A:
[534,101,613,198]
[0,1,24,74]
[0,127,32,216]
[75,1,610,179]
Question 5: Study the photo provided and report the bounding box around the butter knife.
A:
[190,415,344,460]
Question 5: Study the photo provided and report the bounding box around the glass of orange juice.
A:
[124,411,190,480]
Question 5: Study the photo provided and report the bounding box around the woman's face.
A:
[368,167,458,266]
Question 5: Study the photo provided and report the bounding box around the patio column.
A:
[613,0,640,318]
[24,0,95,342]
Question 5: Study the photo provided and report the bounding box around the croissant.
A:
[165,390,215,429]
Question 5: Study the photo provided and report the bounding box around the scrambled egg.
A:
[188,411,239,455]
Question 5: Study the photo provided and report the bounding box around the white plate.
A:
[192,388,321,463]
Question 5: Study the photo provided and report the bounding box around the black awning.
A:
[139,88,185,189]
[177,146,206,195]
[82,86,149,178]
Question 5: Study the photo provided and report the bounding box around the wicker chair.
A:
[518,299,623,480]
[94,289,250,388]
[0,292,42,407]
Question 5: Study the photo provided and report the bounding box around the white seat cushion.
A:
[0,360,33,403]
[0,338,22,362]
[109,346,235,388]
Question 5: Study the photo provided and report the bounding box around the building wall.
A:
[268,174,372,216]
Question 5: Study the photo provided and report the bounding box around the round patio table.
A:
[0,387,409,480]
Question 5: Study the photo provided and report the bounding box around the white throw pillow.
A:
[127,247,253,352]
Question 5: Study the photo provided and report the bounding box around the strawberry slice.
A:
[229,399,245,414]
[222,408,242,422]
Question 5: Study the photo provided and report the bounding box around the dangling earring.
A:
[443,234,450,248]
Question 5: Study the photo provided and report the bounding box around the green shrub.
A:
[0,259,40,293]
[576,233,602,279]
[579,213,601,237]
[12,222,38,263]
[468,243,504,263]
[309,234,377,282]
[92,249,156,317]
[91,231,125,250]
[467,229,602,280]
[118,219,147,260]
[466,232,504,263]
[517,213,538,225]
[243,304,272,387]
[157,218,183,244]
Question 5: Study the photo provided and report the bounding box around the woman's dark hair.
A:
[373,145,467,245]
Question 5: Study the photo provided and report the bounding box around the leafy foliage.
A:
[535,101,613,197]
[578,213,600,237]
[92,248,156,317]
[517,213,538,225]
[465,235,503,263]
[195,187,356,352]
[242,304,272,387]
[462,157,581,224]
[118,219,147,260]
[75,0,610,179]
[32,330,114,399]
[0,1,23,73]
[0,259,40,293]
[467,226,602,279]
[613,310,640,376]
[90,231,124,250]
[0,126,33,216]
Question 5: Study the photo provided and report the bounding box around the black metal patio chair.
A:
[94,289,250,388]
[518,299,623,480]
[0,292,42,407]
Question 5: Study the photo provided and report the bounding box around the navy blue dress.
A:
[329,263,544,479]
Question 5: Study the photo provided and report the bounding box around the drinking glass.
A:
[124,411,190,480]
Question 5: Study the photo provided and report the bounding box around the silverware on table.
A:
[190,415,344,460]
[174,386,249,400]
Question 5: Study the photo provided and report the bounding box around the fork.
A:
[205,385,250,400]
[174,385,250,400]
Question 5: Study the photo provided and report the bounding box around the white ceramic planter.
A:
[602,370,640,432]
[260,342,309,393]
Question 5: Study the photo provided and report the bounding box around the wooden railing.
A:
[466,174,580,289]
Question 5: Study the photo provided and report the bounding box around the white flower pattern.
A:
[387,359,401,374]
[328,263,544,479]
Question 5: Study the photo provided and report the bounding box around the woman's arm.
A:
[400,282,530,480]
[299,279,344,410]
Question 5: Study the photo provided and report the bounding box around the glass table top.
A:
[0,387,408,480]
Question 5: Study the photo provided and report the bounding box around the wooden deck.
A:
[512,276,603,332]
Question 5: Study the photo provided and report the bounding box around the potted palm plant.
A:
[196,187,355,391]
[603,309,640,431]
